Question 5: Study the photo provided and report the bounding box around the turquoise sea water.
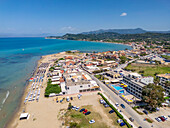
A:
[0,38,132,127]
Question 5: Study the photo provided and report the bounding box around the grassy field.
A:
[63,105,126,128]
[125,63,170,78]
[44,79,61,97]
[64,105,109,128]
[161,55,170,60]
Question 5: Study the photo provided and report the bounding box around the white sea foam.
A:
[2,90,9,105]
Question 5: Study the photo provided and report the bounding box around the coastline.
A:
[5,56,43,128]
[6,52,66,128]
[45,38,132,48]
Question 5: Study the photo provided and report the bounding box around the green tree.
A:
[142,84,164,110]
[120,56,127,64]
[49,67,55,72]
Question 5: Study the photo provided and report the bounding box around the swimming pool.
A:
[111,85,124,93]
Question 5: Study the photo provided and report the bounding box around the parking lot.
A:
[148,107,170,128]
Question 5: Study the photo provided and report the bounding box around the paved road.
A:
[115,59,137,71]
[80,65,155,128]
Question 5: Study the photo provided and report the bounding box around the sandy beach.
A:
[6,52,67,128]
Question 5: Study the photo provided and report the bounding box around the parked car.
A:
[89,119,95,124]
[75,107,80,111]
[161,116,167,120]
[168,115,170,118]
[143,110,148,115]
[138,126,142,128]
[60,99,63,103]
[120,104,125,109]
[129,117,134,122]
[115,103,119,107]
[100,99,104,104]
[85,111,91,115]
[79,108,85,112]
[104,104,109,108]
[117,119,123,124]
[83,109,88,114]
[159,116,165,121]
[155,117,162,122]
[109,110,114,114]
[70,97,73,100]
[130,124,133,127]
[72,106,76,110]
[66,97,69,102]
[77,94,82,99]
[120,122,126,126]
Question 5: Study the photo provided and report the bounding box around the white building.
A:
[123,72,154,99]
[157,74,170,95]
[63,72,100,94]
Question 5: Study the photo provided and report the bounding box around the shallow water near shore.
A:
[0,37,132,128]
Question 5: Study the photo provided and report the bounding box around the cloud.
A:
[120,12,127,16]
[61,26,76,32]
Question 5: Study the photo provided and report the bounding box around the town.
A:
[14,41,170,128]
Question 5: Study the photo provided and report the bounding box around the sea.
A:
[0,37,132,128]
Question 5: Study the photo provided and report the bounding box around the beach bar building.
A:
[19,113,29,120]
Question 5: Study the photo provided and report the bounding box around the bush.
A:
[58,58,64,60]
[132,107,144,115]
[49,67,55,72]
[145,118,153,123]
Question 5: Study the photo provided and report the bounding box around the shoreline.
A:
[5,56,43,128]
[45,38,132,48]
[6,52,66,128]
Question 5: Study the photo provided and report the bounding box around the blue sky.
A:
[0,0,170,36]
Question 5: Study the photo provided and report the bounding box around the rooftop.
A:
[63,72,91,86]
[157,74,170,79]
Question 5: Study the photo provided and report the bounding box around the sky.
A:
[0,0,170,36]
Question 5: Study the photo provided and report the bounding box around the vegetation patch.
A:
[58,58,64,60]
[164,96,170,100]
[161,55,170,60]
[49,66,55,72]
[132,106,144,115]
[63,105,109,128]
[120,56,127,64]
[142,84,164,110]
[44,79,61,97]
[125,63,170,78]
[145,118,153,123]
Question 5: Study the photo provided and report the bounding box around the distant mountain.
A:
[81,28,170,34]
[52,32,170,42]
